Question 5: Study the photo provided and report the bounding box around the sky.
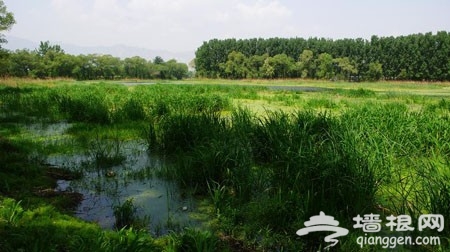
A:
[3,0,450,53]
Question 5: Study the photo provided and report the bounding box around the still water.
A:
[28,122,201,236]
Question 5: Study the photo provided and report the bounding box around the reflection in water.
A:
[24,122,200,236]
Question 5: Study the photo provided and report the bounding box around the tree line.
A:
[0,2,190,80]
[0,41,189,80]
[195,31,450,81]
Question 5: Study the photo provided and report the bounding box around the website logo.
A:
[297,212,444,249]
[296,211,349,249]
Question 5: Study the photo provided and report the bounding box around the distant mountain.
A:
[3,36,36,50]
[3,36,195,64]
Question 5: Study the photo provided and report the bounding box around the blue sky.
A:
[3,0,450,52]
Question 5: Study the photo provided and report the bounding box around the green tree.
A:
[0,0,15,75]
[96,55,122,79]
[261,57,275,78]
[246,54,268,78]
[297,49,315,78]
[123,56,149,79]
[153,56,164,65]
[164,59,188,80]
[195,38,238,78]
[0,0,15,46]
[219,51,248,79]
[32,41,67,78]
[194,33,450,81]
[72,54,101,80]
[36,41,64,56]
[273,54,296,78]
[333,57,357,80]
[367,61,383,81]
[261,54,296,78]
[8,50,36,77]
[154,62,167,79]
[316,53,334,79]
[0,47,9,75]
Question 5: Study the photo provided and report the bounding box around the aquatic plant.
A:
[113,198,137,229]
[0,198,23,227]
[207,181,228,216]
[2,80,450,251]
[87,132,126,169]
[166,228,218,252]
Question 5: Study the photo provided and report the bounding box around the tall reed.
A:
[149,108,379,249]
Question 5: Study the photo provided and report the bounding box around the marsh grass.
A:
[0,198,160,252]
[338,87,377,98]
[305,97,338,109]
[113,198,137,229]
[0,83,235,125]
[149,96,449,250]
[0,198,24,226]
[149,108,380,250]
[87,132,126,169]
[425,98,450,113]
[1,80,450,251]
[166,228,219,252]
[207,181,229,216]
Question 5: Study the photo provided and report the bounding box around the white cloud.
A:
[236,0,291,20]
[231,0,294,37]
[45,0,296,51]
[7,0,448,52]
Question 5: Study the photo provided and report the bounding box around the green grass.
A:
[1,78,449,251]
[0,199,161,252]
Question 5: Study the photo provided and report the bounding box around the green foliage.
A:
[118,97,146,121]
[152,110,254,198]
[166,228,218,252]
[207,181,228,216]
[7,49,37,77]
[3,43,189,80]
[0,0,15,44]
[59,89,112,123]
[305,97,338,108]
[0,135,53,194]
[113,199,137,229]
[219,51,248,79]
[262,53,296,78]
[334,88,376,98]
[87,132,126,168]
[0,0,14,76]
[367,61,383,81]
[0,199,161,252]
[425,98,450,112]
[316,53,334,79]
[2,81,450,251]
[333,57,358,79]
[298,49,315,78]
[195,32,450,81]
[0,198,23,226]
[151,108,378,250]
[147,93,449,250]
[246,53,268,78]
[153,56,164,64]
[164,59,189,80]
[0,83,235,125]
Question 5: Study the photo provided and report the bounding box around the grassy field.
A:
[1,78,449,251]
